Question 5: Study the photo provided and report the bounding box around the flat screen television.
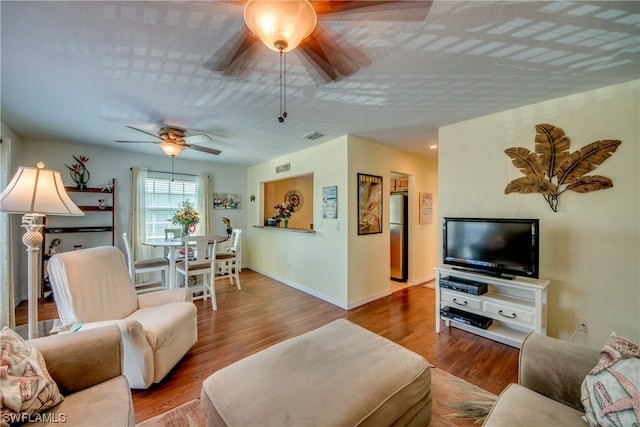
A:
[443,217,539,279]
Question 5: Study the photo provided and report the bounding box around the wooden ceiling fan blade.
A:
[298,27,371,82]
[312,1,432,21]
[125,125,160,139]
[223,43,264,78]
[314,26,370,75]
[313,1,396,14]
[189,144,222,155]
[204,28,261,76]
[298,43,339,83]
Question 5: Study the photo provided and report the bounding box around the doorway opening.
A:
[390,173,409,291]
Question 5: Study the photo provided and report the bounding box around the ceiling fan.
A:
[116,125,221,157]
[211,0,431,121]
[213,0,431,83]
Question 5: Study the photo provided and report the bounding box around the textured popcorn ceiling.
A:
[1,1,638,165]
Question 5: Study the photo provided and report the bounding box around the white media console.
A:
[435,267,550,348]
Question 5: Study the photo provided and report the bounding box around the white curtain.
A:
[197,173,212,234]
[0,138,16,328]
[128,167,154,261]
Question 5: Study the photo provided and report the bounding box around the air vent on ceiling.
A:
[302,131,326,141]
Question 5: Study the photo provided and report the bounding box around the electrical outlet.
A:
[577,318,588,332]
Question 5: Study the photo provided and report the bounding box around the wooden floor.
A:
[17,269,519,423]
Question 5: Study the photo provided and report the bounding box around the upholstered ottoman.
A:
[201,319,432,426]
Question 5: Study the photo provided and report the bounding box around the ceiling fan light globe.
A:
[244,0,317,53]
[160,143,186,157]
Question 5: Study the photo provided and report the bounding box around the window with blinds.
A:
[144,175,199,239]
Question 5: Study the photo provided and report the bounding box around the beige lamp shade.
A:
[159,142,186,157]
[244,0,317,52]
[0,162,84,216]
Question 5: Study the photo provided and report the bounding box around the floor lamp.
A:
[0,161,83,339]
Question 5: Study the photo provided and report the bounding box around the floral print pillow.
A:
[581,332,640,427]
[0,327,64,424]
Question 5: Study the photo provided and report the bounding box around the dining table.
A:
[142,234,228,290]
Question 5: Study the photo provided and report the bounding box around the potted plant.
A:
[273,202,294,228]
[171,200,200,238]
[65,155,90,189]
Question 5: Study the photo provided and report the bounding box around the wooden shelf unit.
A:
[435,267,550,348]
[40,180,116,301]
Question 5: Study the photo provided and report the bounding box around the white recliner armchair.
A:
[47,246,198,389]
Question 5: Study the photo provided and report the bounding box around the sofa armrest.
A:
[30,325,123,395]
[519,333,600,410]
[79,318,155,389]
[137,287,193,308]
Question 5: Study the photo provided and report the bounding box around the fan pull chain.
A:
[278,49,283,122]
[283,50,287,120]
[278,49,288,123]
[171,155,175,182]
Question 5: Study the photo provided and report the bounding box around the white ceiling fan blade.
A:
[125,125,161,139]
[184,133,213,144]
[115,140,157,143]
[189,144,221,155]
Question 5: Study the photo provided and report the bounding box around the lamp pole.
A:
[21,215,44,339]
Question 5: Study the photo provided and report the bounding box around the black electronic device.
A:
[440,306,493,329]
[439,276,487,295]
[442,217,539,279]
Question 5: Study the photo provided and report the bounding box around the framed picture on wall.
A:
[357,173,383,235]
[322,186,337,219]
[213,193,241,209]
[419,192,433,224]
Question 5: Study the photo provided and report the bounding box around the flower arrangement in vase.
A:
[65,155,90,189]
[273,202,294,228]
[171,200,200,238]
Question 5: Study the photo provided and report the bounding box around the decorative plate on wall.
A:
[286,190,303,212]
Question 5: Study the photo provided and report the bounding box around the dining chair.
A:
[164,228,182,240]
[163,228,188,260]
[122,232,169,293]
[215,228,242,290]
[175,235,218,310]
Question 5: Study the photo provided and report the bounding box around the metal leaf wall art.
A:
[504,124,621,212]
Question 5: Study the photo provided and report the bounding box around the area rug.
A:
[136,367,497,427]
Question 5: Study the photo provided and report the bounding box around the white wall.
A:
[347,136,439,305]
[247,136,350,307]
[247,134,438,309]
[12,138,247,300]
[439,80,640,348]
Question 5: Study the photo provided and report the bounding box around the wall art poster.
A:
[322,186,337,219]
[213,193,241,209]
[357,173,382,235]
[419,192,433,224]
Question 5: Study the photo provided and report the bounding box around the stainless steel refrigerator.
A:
[390,194,408,281]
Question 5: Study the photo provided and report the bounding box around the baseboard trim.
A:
[347,289,392,310]
[247,266,395,311]
[248,266,348,310]
[409,274,435,286]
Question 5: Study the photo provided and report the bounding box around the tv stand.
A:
[435,267,550,348]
